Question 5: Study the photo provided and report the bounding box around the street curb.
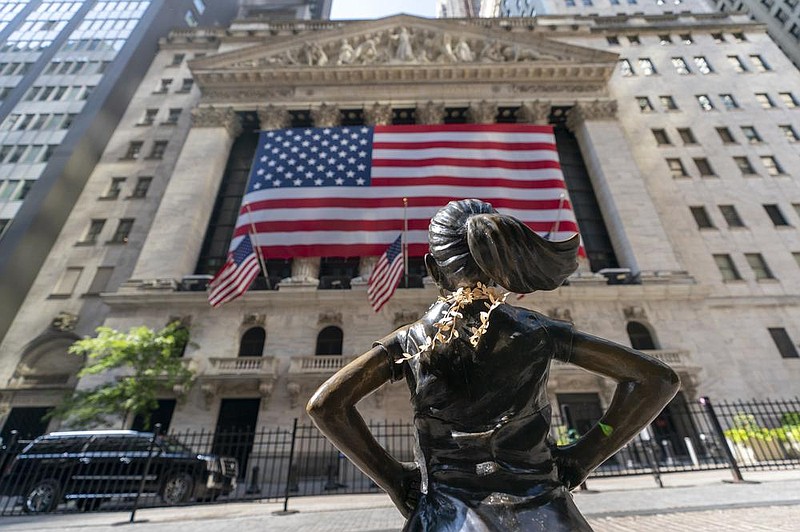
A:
[583,498,800,519]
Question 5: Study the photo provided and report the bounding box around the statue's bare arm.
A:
[306,345,419,517]
[552,331,681,488]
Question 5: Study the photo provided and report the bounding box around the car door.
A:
[78,436,134,497]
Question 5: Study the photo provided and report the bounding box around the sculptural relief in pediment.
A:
[231,26,563,69]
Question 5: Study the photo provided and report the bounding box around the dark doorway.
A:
[238,327,266,357]
[131,399,176,432]
[212,398,260,478]
[650,391,697,463]
[627,322,657,350]
[1,406,53,442]
[556,393,603,437]
[316,326,343,355]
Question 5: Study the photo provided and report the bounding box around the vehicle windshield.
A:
[158,436,193,454]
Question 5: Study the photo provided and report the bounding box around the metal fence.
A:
[0,396,798,517]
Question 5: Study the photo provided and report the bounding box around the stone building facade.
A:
[1,12,799,441]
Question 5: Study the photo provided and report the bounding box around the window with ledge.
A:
[794,252,800,269]
[652,128,672,145]
[727,55,747,72]
[690,206,714,228]
[775,8,788,24]
[696,94,714,111]
[768,328,799,358]
[108,218,133,244]
[714,254,742,281]
[638,58,656,75]
[14,180,33,201]
[745,253,774,280]
[165,108,182,125]
[693,56,713,74]
[123,141,143,160]
[677,128,697,144]
[177,78,193,93]
[659,34,672,45]
[130,176,152,198]
[628,35,641,45]
[741,126,761,143]
[694,157,715,177]
[80,219,105,244]
[680,34,693,44]
[148,141,167,159]
[791,23,800,40]
[636,96,653,112]
[761,156,783,176]
[672,57,691,74]
[0,180,19,200]
[712,33,726,43]
[139,108,157,126]
[103,177,125,199]
[719,94,738,110]
[154,78,172,93]
[734,156,756,175]
[750,55,770,72]
[607,36,620,45]
[779,92,799,108]
[780,124,799,141]
[238,327,265,357]
[170,53,185,66]
[660,95,678,110]
[627,322,657,350]
[719,205,745,227]
[755,93,775,109]
[51,267,82,297]
[315,326,343,356]
[732,32,747,42]
[85,266,113,295]
[619,59,634,77]
[318,257,359,289]
[667,158,689,178]
[764,204,789,226]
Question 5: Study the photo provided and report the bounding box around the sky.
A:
[330,0,436,20]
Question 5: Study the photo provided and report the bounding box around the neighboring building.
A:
[0,0,241,357]
[437,0,481,18]
[708,0,800,69]
[1,10,800,457]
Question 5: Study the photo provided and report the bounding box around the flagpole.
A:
[550,193,566,241]
[244,203,270,290]
[403,197,409,288]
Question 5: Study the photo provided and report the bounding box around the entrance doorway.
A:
[212,398,261,478]
[131,399,177,432]
[1,406,53,442]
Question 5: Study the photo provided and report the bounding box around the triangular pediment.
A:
[191,14,616,72]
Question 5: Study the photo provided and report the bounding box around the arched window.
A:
[627,321,657,350]
[316,326,343,356]
[238,327,265,357]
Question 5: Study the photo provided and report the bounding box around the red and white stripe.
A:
[368,250,405,313]
[207,254,260,308]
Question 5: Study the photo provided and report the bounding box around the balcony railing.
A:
[288,355,354,374]
[206,356,278,377]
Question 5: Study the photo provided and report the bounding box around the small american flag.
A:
[368,234,404,312]
[208,234,261,307]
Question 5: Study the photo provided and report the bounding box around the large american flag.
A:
[229,123,580,261]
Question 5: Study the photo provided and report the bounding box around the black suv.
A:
[0,430,238,513]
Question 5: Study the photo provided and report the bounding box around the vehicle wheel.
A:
[161,473,194,505]
[76,499,102,512]
[22,479,61,514]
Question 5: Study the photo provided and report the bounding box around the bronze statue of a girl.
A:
[308,199,679,531]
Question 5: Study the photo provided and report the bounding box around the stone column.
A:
[129,106,241,283]
[566,100,682,274]
[517,100,551,125]
[257,104,291,130]
[416,101,445,125]
[467,100,497,124]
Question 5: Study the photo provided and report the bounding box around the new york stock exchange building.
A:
[2,9,800,448]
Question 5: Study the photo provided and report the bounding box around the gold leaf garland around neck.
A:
[399,282,509,363]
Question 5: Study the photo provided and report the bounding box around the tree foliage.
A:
[49,322,195,429]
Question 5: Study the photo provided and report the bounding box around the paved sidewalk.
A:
[1,470,799,531]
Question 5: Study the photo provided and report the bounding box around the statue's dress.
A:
[376,301,594,532]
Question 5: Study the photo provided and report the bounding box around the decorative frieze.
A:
[467,100,497,124]
[191,106,242,137]
[416,101,445,125]
[364,103,392,126]
[565,99,618,132]
[318,312,343,326]
[517,101,551,125]
[311,103,340,127]
[256,104,291,130]
[623,306,647,321]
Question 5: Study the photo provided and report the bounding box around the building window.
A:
[741,126,762,143]
[238,327,266,357]
[628,35,641,45]
[775,8,788,24]
[680,33,693,44]
[719,94,739,109]
[768,328,799,358]
[652,128,672,145]
[177,78,193,93]
[677,128,697,145]
[794,252,800,268]
[638,58,656,75]
[130,176,152,198]
[727,55,747,73]
[750,54,770,72]
[0,180,19,200]
[20,145,44,164]
[165,108,182,125]
[714,254,742,281]
[123,141,143,160]
[667,158,688,178]
[660,95,678,110]
[184,10,198,26]
[779,92,799,108]
[140,108,157,126]
[714,127,735,144]
[52,267,82,297]
[109,218,134,244]
[761,156,784,176]
[81,219,105,244]
[659,34,672,45]
[719,205,745,227]
[155,78,172,93]
[755,93,775,109]
[712,32,726,43]
[636,96,654,112]
[607,36,620,45]
[693,56,713,74]
[103,177,125,199]
[86,266,113,295]
[734,156,756,175]
[690,206,714,229]
[672,57,691,74]
[15,180,33,201]
[780,124,799,141]
[732,32,747,42]
[694,157,715,176]
[764,204,789,226]
[170,53,185,66]
[148,141,167,159]
[745,253,774,280]
[316,326,343,356]
[0,219,9,236]
[619,59,634,76]
[696,95,714,111]
[791,23,800,41]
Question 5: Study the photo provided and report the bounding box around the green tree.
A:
[49,322,195,429]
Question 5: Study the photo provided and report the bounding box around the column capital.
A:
[257,104,291,130]
[311,103,340,127]
[416,101,445,125]
[191,106,242,137]
[517,100,551,125]
[363,103,392,126]
[467,100,497,124]
[565,99,618,132]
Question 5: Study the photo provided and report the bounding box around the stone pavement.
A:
[1,470,799,531]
